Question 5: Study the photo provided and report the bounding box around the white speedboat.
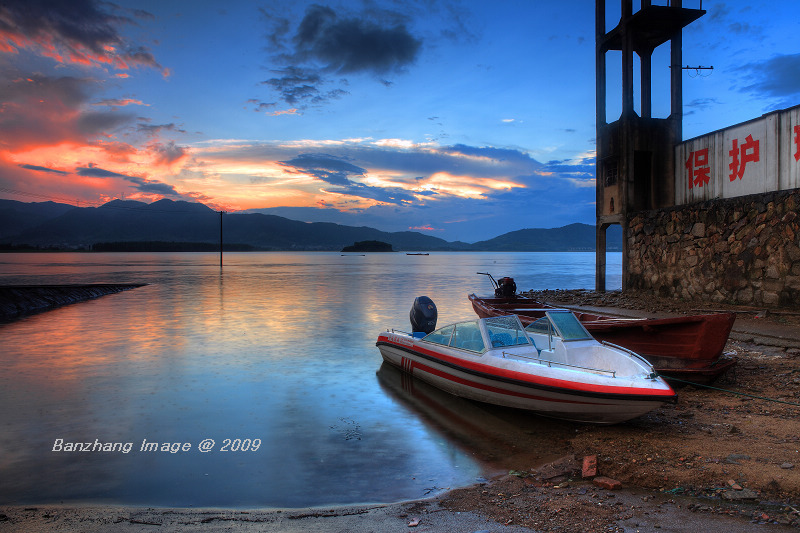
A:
[376,299,676,424]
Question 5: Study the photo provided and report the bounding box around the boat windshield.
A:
[423,324,453,346]
[484,315,530,348]
[526,310,593,341]
[423,321,486,353]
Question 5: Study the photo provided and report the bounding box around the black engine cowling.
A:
[410,296,437,335]
[494,277,517,298]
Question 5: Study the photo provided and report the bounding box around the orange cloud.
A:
[93,98,149,107]
[413,172,521,200]
[268,108,299,116]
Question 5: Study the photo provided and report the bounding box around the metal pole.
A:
[219,211,224,268]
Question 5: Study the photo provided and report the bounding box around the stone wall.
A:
[626,189,800,307]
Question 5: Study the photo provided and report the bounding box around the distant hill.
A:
[472,223,622,251]
[0,199,622,252]
[0,199,75,239]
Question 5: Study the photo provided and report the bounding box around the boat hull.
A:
[376,334,675,425]
[469,294,736,384]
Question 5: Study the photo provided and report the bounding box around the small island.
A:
[341,240,394,253]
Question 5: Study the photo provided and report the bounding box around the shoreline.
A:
[4,289,800,531]
[2,480,796,532]
[0,284,146,322]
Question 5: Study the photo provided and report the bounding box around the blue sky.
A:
[1,0,799,241]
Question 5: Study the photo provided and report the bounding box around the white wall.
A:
[675,105,800,205]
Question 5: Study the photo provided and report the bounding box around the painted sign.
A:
[675,105,800,204]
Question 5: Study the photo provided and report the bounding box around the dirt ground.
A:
[441,289,800,531]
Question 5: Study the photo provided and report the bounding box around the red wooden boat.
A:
[469,276,736,384]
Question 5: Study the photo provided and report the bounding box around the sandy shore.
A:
[2,486,796,532]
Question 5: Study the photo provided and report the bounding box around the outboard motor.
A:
[410,296,437,336]
[495,277,517,298]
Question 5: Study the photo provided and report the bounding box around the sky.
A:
[1,1,799,242]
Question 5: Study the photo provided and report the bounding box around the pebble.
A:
[781,462,795,469]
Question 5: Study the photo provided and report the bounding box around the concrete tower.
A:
[595,0,705,291]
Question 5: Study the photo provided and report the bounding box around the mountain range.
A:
[0,199,622,252]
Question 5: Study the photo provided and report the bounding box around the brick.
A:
[582,455,597,478]
[593,476,622,490]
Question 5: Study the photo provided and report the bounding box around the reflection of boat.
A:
[376,299,676,424]
[376,362,573,471]
[469,275,737,384]
[406,253,429,255]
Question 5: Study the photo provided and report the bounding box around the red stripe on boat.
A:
[378,335,674,399]
[411,358,601,405]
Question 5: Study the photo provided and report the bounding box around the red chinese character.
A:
[685,148,710,189]
[729,134,760,181]
[794,125,800,162]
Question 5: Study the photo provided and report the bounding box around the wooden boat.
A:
[469,290,737,384]
[376,301,676,424]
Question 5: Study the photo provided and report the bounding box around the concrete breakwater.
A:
[0,284,146,322]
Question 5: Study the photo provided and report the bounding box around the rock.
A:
[532,455,579,481]
[593,477,622,490]
[722,488,758,501]
[725,453,749,463]
[781,463,795,470]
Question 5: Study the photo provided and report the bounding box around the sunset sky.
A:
[1,0,799,241]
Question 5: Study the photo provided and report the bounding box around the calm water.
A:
[0,252,621,507]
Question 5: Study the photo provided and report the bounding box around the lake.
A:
[0,251,621,507]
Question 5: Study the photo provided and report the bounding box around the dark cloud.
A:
[262,66,348,105]
[77,111,134,136]
[77,164,182,197]
[18,164,68,175]
[0,0,164,73]
[736,53,800,101]
[293,4,421,74]
[0,75,135,150]
[76,165,130,179]
[442,144,542,167]
[137,122,187,136]
[149,141,188,165]
[279,152,416,204]
[248,100,277,112]
[685,97,721,112]
[541,158,596,182]
[279,153,368,186]
[261,4,420,107]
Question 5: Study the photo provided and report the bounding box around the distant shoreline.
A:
[0,246,624,253]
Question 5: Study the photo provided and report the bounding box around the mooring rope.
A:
[664,375,800,407]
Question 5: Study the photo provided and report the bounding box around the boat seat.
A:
[490,333,513,347]
[460,340,485,352]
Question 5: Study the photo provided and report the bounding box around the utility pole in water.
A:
[219,211,225,268]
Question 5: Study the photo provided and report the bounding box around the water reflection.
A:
[376,363,574,474]
[0,252,620,507]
